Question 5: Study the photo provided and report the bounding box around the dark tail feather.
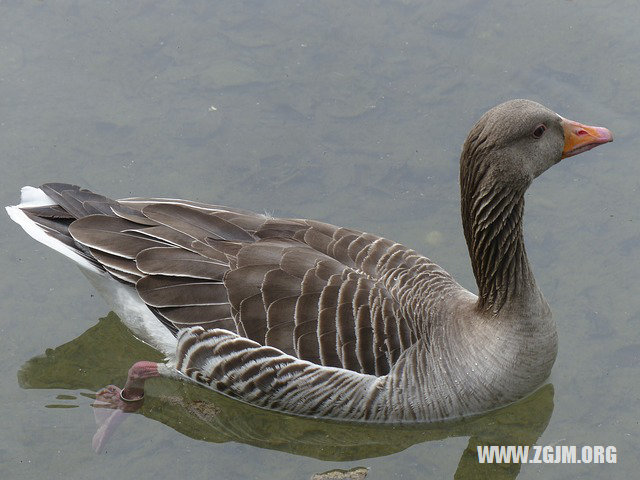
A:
[39,183,121,219]
[18,183,126,268]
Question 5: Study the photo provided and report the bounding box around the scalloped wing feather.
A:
[16,183,457,377]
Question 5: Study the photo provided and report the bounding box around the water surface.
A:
[1,1,638,479]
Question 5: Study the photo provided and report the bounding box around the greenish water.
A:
[1,1,638,479]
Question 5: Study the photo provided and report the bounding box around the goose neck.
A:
[460,169,544,315]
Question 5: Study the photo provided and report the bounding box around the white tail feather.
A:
[5,187,101,272]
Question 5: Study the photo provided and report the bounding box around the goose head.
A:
[459,99,613,314]
[461,99,613,190]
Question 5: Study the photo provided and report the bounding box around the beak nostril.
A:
[576,129,588,136]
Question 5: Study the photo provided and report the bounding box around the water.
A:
[1,1,638,478]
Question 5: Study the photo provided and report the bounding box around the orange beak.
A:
[561,117,613,158]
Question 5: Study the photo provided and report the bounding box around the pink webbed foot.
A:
[91,361,161,453]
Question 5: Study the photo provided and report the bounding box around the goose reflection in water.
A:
[19,313,554,480]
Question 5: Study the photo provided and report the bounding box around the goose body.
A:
[6,100,612,423]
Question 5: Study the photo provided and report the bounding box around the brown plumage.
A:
[57,187,427,376]
[7,99,613,423]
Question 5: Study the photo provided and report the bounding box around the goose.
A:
[6,99,612,424]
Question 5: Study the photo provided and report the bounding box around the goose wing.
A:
[35,183,438,376]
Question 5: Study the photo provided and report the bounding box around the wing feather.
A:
[142,203,255,242]
[21,184,454,378]
[136,246,227,279]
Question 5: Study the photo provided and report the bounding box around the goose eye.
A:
[532,124,546,139]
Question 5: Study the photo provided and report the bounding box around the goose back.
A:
[29,183,466,379]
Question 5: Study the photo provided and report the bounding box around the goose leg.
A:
[120,360,160,401]
[91,361,160,452]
